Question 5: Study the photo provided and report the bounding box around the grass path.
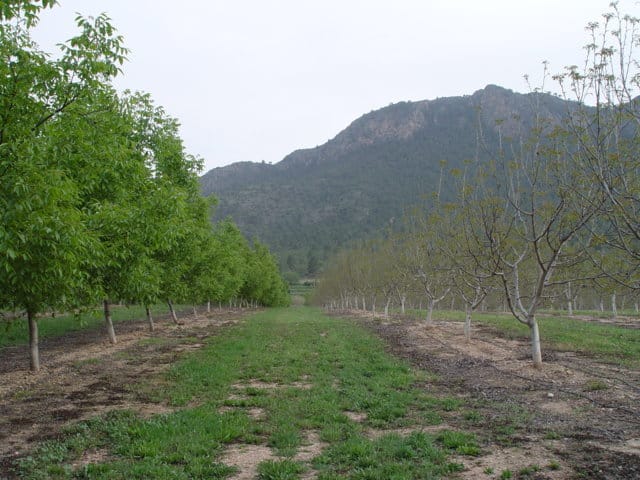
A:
[17,307,476,479]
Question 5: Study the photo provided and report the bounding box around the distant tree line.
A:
[314,3,640,368]
[0,1,289,371]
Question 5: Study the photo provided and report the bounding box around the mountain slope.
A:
[200,85,569,275]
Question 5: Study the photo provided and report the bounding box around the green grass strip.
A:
[17,307,469,479]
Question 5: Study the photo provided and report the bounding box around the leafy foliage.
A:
[0,1,288,370]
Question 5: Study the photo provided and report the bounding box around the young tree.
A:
[240,241,290,307]
[50,89,157,343]
[206,220,248,307]
[553,4,640,290]
[0,158,96,370]
[313,249,353,311]
[467,99,603,366]
[367,238,399,319]
[439,202,494,341]
[0,9,127,369]
[122,91,207,323]
[387,234,415,315]
[407,213,452,324]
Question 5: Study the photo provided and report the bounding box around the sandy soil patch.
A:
[456,442,568,479]
[363,424,454,440]
[220,444,276,480]
[69,448,111,471]
[344,411,367,422]
[295,430,327,462]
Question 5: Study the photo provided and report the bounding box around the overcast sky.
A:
[31,1,633,172]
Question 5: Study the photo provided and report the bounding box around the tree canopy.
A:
[0,1,288,370]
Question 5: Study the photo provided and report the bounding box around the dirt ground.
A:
[0,308,248,477]
[355,313,640,479]
[1,308,639,479]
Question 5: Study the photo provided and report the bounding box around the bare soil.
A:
[352,312,640,479]
[0,308,249,477]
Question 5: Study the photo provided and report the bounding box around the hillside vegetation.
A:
[200,85,569,275]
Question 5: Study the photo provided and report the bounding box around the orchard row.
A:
[0,2,288,371]
[314,4,640,367]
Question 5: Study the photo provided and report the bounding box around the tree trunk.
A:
[611,293,617,318]
[529,316,542,368]
[168,300,179,324]
[635,302,639,314]
[362,296,366,312]
[599,298,604,312]
[28,311,40,372]
[192,305,197,316]
[146,305,155,332]
[384,298,391,319]
[103,300,117,344]
[464,305,471,342]
[567,301,573,316]
[207,300,211,313]
[425,299,435,323]
[400,295,406,314]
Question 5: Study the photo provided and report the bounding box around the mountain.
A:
[200,85,569,276]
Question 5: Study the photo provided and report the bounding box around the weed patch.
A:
[314,432,463,479]
[257,459,306,479]
[436,429,481,456]
[583,379,609,391]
